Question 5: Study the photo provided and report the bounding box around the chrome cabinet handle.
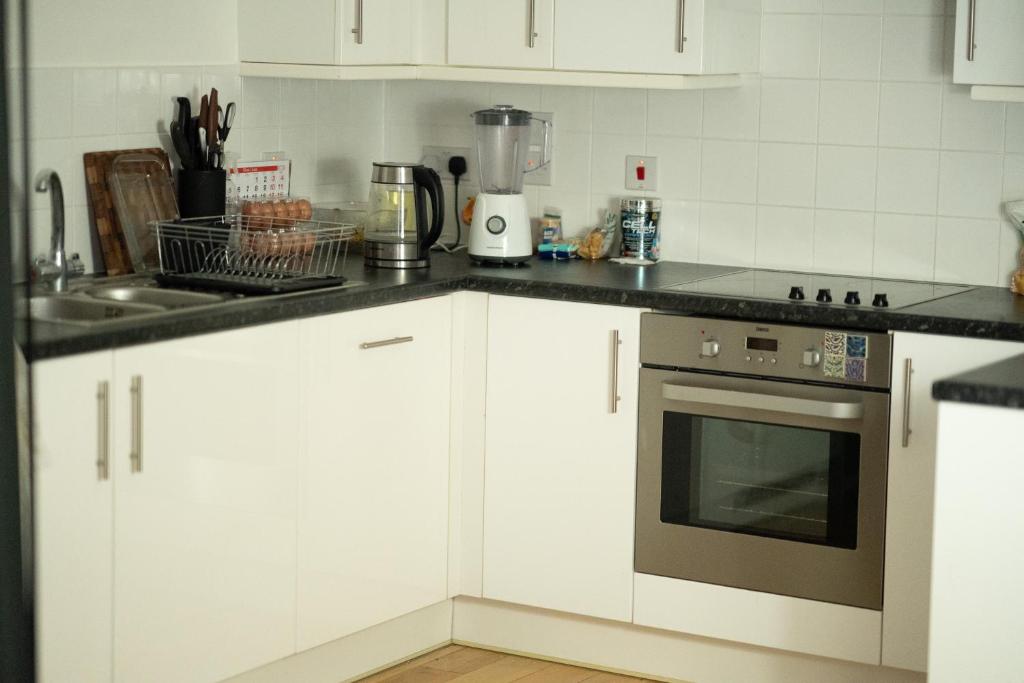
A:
[967,0,977,61]
[901,358,914,448]
[527,0,538,48]
[662,384,864,420]
[360,336,413,350]
[609,330,622,414]
[129,376,143,473]
[96,381,110,481]
[352,0,364,45]
[677,0,687,53]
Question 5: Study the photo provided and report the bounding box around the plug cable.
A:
[434,155,468,253]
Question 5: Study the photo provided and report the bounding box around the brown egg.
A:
[295,198,313,220]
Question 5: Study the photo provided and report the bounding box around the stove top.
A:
[663,270,972,310]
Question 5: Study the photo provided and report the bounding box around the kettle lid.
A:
[472,104,532,126]
[371,161,422,184]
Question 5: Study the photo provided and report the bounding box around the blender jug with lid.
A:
[473,105,551,195]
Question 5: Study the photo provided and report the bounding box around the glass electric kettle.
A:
[364,162,444,269]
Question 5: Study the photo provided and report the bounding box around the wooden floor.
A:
[357,645,659,683]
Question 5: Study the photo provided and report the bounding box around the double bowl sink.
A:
[23,281,231,327]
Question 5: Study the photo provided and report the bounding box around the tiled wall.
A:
[19,0,1024,287]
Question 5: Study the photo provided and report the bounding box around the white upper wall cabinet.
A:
[239,0,417,65]
[554,0,761,75]
[448,0,554,69]
[954,0,1024,86]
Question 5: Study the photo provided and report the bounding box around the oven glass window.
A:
[661,413,860,548]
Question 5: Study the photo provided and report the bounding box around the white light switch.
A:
[625,155,657,191]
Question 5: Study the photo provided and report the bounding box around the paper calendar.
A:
[228,160,291,203]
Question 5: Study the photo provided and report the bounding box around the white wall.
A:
[12,0,238,272]
[19,0,1024,287]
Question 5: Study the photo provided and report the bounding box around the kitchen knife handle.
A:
[130,375,143,473]
[527,0,538,48]
[677,0,688,53]
[352,0,364,45]
[901,358,913,448]
[96,381,110,482]
[609,330,622,414]
[967,0,977,61]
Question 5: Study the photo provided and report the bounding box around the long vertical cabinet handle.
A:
[351,0,364,45]
[901,358,913,448]
[129,376,143,473]
[677,0,687,53]
[96,381,110,481]
[527,0,538,48]
[609,330,622,414]
[966,0,977,61]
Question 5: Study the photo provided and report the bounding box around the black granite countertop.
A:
[933,354,1024,409]
[22,252,1024,362]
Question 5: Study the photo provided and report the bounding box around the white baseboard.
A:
[224,600,453,683]
[452,597,925,683]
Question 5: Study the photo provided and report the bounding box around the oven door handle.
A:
[662,384,864,420]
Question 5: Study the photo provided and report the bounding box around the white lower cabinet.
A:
[482,296,641,622]
[34,352,115,683]
[882,332,1024,672]
[111,322,302,683]
[296,296,453,650]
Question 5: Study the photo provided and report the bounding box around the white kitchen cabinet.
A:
[882,331,1023,672]
[296,297,452,651]
[482,296,641,622]
[954,0,1024,86]
[111,322,301,683]
[554,0,760,75]
[448,0,554,69]
[33,352,114,683]
[239,0,418,65]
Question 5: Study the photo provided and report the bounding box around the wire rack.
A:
[154,215,357,286]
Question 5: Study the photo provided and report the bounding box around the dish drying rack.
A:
[152,214,357,294]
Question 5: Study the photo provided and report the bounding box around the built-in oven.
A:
[635,314,891,610]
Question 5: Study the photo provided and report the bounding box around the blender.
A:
[468,105,551,264]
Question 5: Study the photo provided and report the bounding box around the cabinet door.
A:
[111,323,300,683]
[34,352,114,683]
[239,0,338,65]
[448,0,554,69]
[483,296,641,622]
[883,332,1024,672]
[555,0,703,74]
[954,0,1024,86]
[297,297,452,651]
[339,0,415,65]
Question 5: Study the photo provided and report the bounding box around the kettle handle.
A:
[413,165,445,251]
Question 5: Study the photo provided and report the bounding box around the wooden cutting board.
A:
[84,148,173,276]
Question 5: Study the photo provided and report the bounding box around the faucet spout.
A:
[34,169,68,292]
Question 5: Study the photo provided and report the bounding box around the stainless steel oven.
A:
[635,314,891,610]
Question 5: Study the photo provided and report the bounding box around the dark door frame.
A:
[1,0,36,679]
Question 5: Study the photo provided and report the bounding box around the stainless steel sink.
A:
[24,295,165,326]
[84,285,226,309]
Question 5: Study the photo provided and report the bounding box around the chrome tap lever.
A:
[34,169,70,292]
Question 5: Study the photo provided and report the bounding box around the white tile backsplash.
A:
[20,6,1017,288]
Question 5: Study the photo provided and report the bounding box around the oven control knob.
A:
[788,286,805,300]
[701,340,721,358]
[802,349,822,367]
[816,288,833,303]
[872,293,889,308]
[844,290,861,305]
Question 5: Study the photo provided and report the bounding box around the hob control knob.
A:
[700,340,721,358]
[788,286,805,300]
[844,290,861,305]
[872,293,889,308]
[816,288,833,303]
[802,349,822,367]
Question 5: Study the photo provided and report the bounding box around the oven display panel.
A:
[745,336,778,352]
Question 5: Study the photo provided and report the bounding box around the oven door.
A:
[635,368,889,610]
